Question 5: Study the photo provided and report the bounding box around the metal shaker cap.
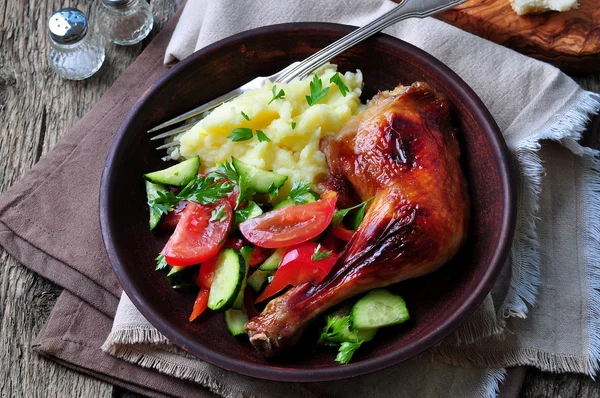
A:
[102,0,137,9]
[48,8,88,44]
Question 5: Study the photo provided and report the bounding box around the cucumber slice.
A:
[273,191,317,209]
[247,269,271,293]
[273,198,295,210]
[166,265,198,290]
[351,289,410,329]
[232,158,287,194]
[224,309,248,336]
[145,180,169,230]
[258,248,286,271]
[144,156,200,187]
[232,246,253,310]
[207,249,245,311]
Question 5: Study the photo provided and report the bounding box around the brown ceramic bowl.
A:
[100,23,515,382]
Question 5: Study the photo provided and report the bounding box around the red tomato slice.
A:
[249,246,271,267]
[162,199,232,266]
[223,237,246,250]
[189,288,209,321]
[196,256,218,289]
[256,242,339,302]
[240,192,337,248]
[159,202,187,231]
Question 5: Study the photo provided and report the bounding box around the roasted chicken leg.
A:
[245,82,470,356]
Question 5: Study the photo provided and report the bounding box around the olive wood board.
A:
[411,0,600,74]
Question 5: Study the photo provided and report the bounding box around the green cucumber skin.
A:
[273,198,295,210]
[258,248,285,271]
[231,157,287,194]
[224,309,248,336]
[247,269,270,293]
[350,289,410,329]
[145,180,169,230]
[232,247,253,310]
[144,156,200,187]
[207,249,245,311]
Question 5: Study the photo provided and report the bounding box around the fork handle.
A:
[277,0,466,84]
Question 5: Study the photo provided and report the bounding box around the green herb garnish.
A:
[155,254,169,271]
[287,180,319,204]
[216,160,256,208]
[241,111,250,121]
[332,197,374,228]
[256,130,271,142]
[312,244,332,261]
[151,175,234,213]
[306,75,330,106]
[209,205,227,222]
[269,85,286,104]
[318,315,351,345]
[291,122,297,130]
[228,128,253,142]
[330,72,350,97]
[335,341,363,365]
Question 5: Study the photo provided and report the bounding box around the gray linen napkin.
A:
[103,0,600,396]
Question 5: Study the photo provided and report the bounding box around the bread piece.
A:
[509,0,578,15]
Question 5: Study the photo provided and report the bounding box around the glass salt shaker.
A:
[48,8,105,80]
[99,0,154,46]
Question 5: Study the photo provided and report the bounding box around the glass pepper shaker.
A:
[99,0,154,46]
[48,8,106,80]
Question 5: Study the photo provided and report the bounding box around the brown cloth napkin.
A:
[0,6,526,397]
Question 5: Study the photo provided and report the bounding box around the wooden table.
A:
[1,1,599,397]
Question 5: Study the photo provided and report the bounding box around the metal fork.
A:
[149,0,466,150]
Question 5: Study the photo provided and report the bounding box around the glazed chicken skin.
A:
[245,82,470,356]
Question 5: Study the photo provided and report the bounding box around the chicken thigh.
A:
[245,82,470,356]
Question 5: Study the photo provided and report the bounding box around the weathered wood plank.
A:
[0,0,179,397]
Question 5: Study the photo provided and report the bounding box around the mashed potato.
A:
[176,64,363,190]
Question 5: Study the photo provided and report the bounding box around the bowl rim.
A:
[100,22,516,382]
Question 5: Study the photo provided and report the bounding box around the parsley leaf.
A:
[256,130,271,142]
[148,189,178,219]
[331,197,374,228]
[209,205,227,222]
[216,159,256,209]
[215,161,238,182]
[312,244,332,261]
[306,75,330,106]
[335,341,363,365]
[179,176,234,205]
[241,111,250,121]
[291,122,297,130]
[234,201,262,226]
[152,175,234,215]
[329,72,350,97]
[268,85,285,104]
[318,315,351,345]
[288,180,319,204]
[155,254,169,271]
[228,128,253,142]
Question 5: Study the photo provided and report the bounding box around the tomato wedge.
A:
[196,256,217,289]
[256,242,339,302]
[240,192,337,248]
[189,288,209,321]
[249,246,271,267]
[162,199,232,266]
